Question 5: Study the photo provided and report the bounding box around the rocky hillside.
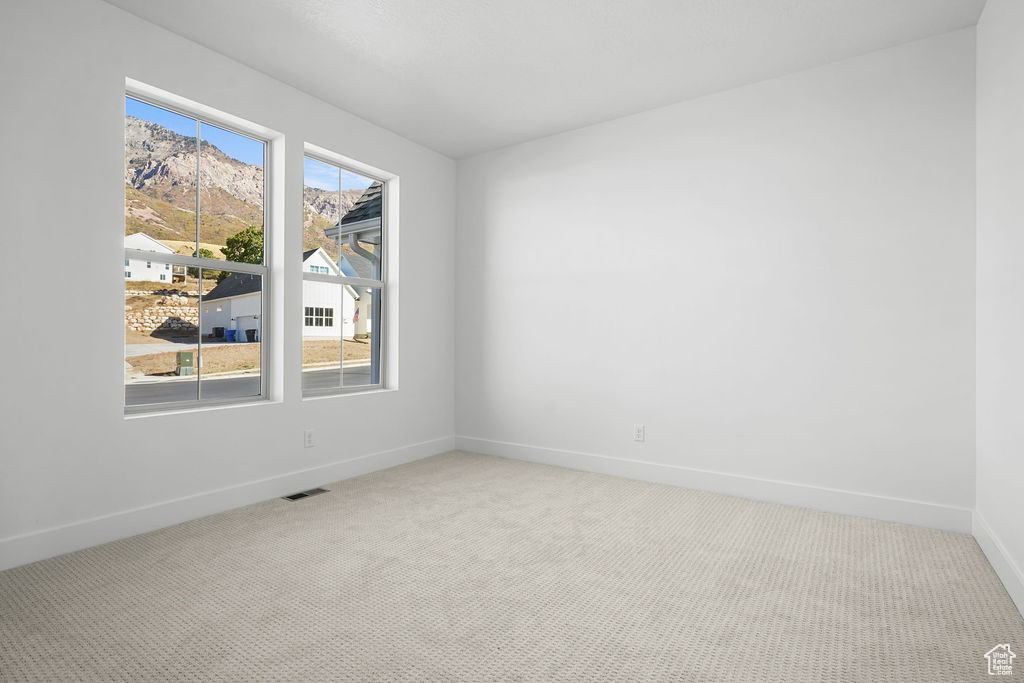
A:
[125,116,363,258]
[302,187,365,259]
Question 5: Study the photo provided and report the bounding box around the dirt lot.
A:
[124,329,192,345]
[303,338,372,365]
[126,343,259,376]
[126,338,372,376]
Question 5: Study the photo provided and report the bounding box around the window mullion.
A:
[195,120,202,402]
[195,118,201,255]
[301,272,383,289]
[123,250,265,275]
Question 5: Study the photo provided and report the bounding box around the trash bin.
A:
[245,328,257,343]
[175,351,194,376]
[213,326,225,339]
[225,329,236,342]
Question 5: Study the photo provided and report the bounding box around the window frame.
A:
[301,150,391,399]
[123,86,274,416]
[301,306,336,328]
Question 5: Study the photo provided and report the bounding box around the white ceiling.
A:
[104,0,986,158]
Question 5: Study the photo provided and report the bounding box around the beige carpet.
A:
[1,451,1021,682]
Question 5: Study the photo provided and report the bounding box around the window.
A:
[304,306,334,327]
[125,271,131,278]
[125,259,130,267]
[124,91,269,412]
[301,153,389,395]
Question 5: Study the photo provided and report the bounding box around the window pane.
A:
[343,287,382,388]
[125,97,197,255]
[125,274,199,407]
[198,122,265,264]
[198,268,262,400]
[302,277,343,394]
[303,157,340,263]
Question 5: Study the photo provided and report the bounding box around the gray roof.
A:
[340,251,373,279]
[340,181,383,225]
[205,246,370,301]
[203,272,261,301]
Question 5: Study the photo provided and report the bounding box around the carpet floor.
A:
[1,451,1021,681]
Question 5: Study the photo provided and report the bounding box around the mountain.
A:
[302,186,366,260]
[125,116,363,259]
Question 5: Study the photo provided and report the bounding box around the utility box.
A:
[176,351,195,376]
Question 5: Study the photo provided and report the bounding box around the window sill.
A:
[301,386,396,402]
[124,395,275,419]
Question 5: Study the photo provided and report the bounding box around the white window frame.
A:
[124,83,275,416]
[303,305,334,327]
[302,147,394,398]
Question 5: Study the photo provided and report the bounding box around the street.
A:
[125,366,373,406]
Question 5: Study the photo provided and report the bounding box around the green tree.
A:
[218,226,263,282]
[187,248,216,279]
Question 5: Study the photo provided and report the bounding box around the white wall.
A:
[201,295,263,340]
[124,233,174,282]
[456,30,976,530]
[302,250,352,339]
[975,0,1024,614]
[125,258,174,282]
[0,0,455,569]
[301,280,350,339]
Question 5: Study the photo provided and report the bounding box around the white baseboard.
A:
[0,436,455,572]
[973,512,1024,619]
[455,436,973,533]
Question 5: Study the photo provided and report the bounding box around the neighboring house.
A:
[328,181,382,282]
[200,272,264,342]
[123,232,185,282]
[327,181,383,341]
[201,247,370,341]
[300,247,361,340]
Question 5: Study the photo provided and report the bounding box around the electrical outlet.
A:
[304,430,315,448]
[633,424,646,442]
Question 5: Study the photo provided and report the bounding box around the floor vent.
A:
[283,487,328,501]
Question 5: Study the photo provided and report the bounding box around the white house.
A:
[201,248,370,341]
[200,272,265,342]
[123,232,179,282]
[124,232,186,283]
